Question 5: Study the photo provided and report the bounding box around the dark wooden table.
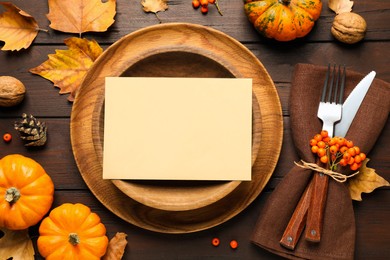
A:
[1,1,389,259]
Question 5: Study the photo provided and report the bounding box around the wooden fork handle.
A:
[280,179,313,250]
[305,172,329,242]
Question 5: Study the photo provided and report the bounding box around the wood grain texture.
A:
[280,179,313,250]
[0,0,389,259]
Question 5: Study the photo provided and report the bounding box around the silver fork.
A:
[280,64,346,249]
[317,64,345,137]
[305,64,346,242]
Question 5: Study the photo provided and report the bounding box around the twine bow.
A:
[294,160,359,183]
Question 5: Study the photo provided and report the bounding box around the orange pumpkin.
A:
[0,154,54,230]
[244,0,323,41]
[38,203,109,259]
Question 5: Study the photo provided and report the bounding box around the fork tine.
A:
[338,65,346,104]
[321,64,330,102]
[327,64,336,102]
[333,65,341,103]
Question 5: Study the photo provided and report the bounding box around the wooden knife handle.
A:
[280,179,313,250]
[305,172,329,242]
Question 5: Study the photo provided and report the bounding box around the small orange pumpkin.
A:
[0,154,54,230]
[38,203,109,259]
[244,0,323,41]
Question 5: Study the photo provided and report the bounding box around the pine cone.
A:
[14,113,47,146]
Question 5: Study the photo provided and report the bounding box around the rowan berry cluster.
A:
[192,0,220,15]
[310,130,366,171]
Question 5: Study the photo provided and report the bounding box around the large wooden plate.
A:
[71,23,283,233]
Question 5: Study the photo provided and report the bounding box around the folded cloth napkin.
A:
[251,63,390,260]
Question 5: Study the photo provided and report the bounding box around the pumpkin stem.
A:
[5,187,21,204]
[68,233,80,246]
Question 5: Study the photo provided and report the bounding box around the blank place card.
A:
[103,77,252,181]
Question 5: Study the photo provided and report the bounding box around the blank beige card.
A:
[103,77,252,181]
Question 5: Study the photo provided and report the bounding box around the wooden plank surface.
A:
[0,0,389,259]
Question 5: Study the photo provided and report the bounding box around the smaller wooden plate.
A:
[92,66,261,210]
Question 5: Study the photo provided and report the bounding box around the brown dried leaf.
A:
[328,0,354,14]
[47,0,116,34]
[102,232,128,260]
[347,159,390,201]
[0,2,39,51]
[141,0,168,14]
[0,228,35,260]
[29,37,103,101]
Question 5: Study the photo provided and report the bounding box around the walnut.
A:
[331,12,367,44]
[0,76,26,107]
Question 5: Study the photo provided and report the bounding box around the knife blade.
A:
[280,70,376,249]
[334,71,376,137]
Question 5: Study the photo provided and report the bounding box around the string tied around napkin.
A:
[294,160,359,183]
[251,63,390,260]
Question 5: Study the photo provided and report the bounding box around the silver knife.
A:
[334,71,376,137]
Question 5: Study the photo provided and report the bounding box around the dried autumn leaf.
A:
[47,0,116,35]
[0,228,35,260]
[103,232,128,260]
[329,0,354,14]
[347,159,390,201]
[141,0,168,16]
[0,2,40,51]
[29,37,103,102]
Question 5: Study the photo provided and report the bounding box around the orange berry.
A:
[192,0,200,8]
[339,158,347,166]
[314,134,323,142]
[346,140,354,148]
[310,139,317,146]
[208,0,216,3]
[320,155,328,164]
[354,155,362,164]
[347,148,356,157]
[343,152,351,162]
[323,136,331,143]
[201,5,208,13]
[230,240,238,249]
[320,130,329,138]
[359,152,366,161]
[329,137,337,146]
[3,133,12,142]
[317,141,326,148]
[329,145,338,154]
[200,0,209,6]
[350,162,359,171]
[339,146,348,154]
[311,146,319,154]
[337,137,346,146]
[212,238,220,247]
[317,148,326,157]
[353,146,361,155]
[348,157,355,165]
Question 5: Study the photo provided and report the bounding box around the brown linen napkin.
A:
[251,63,390,260]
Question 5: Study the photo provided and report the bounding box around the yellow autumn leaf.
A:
[0,228,35,260]
[0,2,40,51]
[329,0,354,14]
[29,37,103,102]
[103,232,128,260]
[347,159,390,201]
[47,0,116,35]
[141,0,168,14]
